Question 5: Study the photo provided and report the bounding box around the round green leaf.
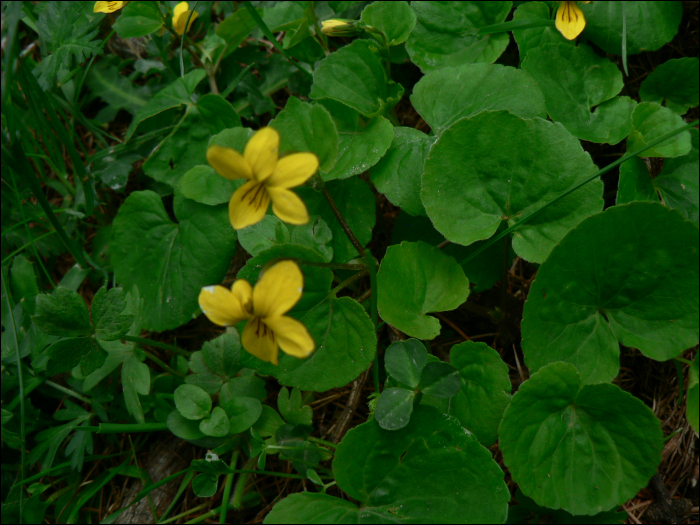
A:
[333,406,509,523]
[377,241,470,340]
[580,1,682,55]
[627,102,692,158]
[370,127,433,217]
[419,362,460,398]
[245,296,376,392]
[375,388,415,431]
[310,39,404,118]
[406,1,511,72]
[191,473,218,498]
[174,384,212,420]
[179,165,242,206]
[270,96,339,172]
[522,202,699,384]
[512,1,573,62]
[422,111,603,263]
[166,410,206,441]
[653,128,699,226]
[112,191,237,332]
[238,215,291,257]
[522,44,625,144]
[385,338,428,388]
[220,396,262,434]
[289,217,334,263]
[639,58,699,114]
[360,1,416,46]
[410,63,546,136]
[687,354,699,433]
[499,362,663,515]
[199,406,230,437]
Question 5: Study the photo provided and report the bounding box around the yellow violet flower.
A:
[206,127,319,230]
[93,1,127,13]
[555,1,590,41]
[173,1,198,35]
[198,261,315,365]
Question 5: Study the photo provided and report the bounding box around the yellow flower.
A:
[173,1,198,35]
[206,127,319,230]
[555,1,589,40]
[321,19,359,37]
[93,1,127,13]
[198,261,315,365]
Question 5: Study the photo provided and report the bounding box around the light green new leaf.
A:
[522,202,699,384]
[175,384,212,421]
[410,63,546,136]
[499,362,663,515]
[33,287,93,338]
[627,102,692,158]
[277,387,313,427]
[111,191,237,332]
[377,241,469,340]
[200,407,230,437]
[360,1,416,46]
[112,1,163,38]
[640,58,699,114]
[405,1,511,72]
[179,165,243,206]
[422,111,603,263]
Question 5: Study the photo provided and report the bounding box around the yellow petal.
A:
[198,284,250,327]
[242,317,279,364]
[207,145,253,181]
[173,2,198,35]
[265,315,315,358]
[267,153,319,189]
[253,260,303,318]
[94,1,126,13]
[229,181,270,230]
[268,187,310,225]
[555,1,586,40]
[244,128,279,182]
[231,279,254,316]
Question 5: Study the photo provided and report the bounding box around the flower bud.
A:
[321,19,360,37]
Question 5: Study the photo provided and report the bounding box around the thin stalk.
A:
[232,458,257,510]
[122,335,192,358]
[364,252,380,393]
[307,436,337,449]
[5,376,44,411]
[1,230,57,266]
[143,351,186,378]
[45,380,91,404]
[460,119,699,266]
[321,187,365,257]
[158,502,209,525]
[73,422,168,433]
[329,270,369,296]
[185,507,222,524]
[297,260,366,271]
[308,2,331,56]
[220,451,240,524]
[221,63,255,98]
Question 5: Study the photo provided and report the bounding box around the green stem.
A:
[460,119,700,266]
[321,187,365,257]
[221,63,255,98]
[122,335,192,358]
[308,1,331,56]
[364,252,380,394]
[307,436,337,449]
[159,502,209,525]
[73,422,169,433]
[674,357,693,366]
[45,380,92,404]
[185,507,221,524]
[329,270,369,296]
[143,351,186,378]
[232,457,257,510]
[220,451,240,524]
[297,260,366,271]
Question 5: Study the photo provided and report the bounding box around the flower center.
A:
[252,316,276,342]
[241,182,268,210]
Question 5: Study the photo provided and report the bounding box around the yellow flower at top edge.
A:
[207,127,319,230]
[555,1,591,41]
[198,260,315,365]
[173,1,198,35]
[93,1,127,13]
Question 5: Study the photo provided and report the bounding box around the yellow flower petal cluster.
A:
[198,261,315,365]
[173,1,198,35]
[207,127,319,230]
[93,1,127,13]
[555,1,589,40]
[321,19,358,37]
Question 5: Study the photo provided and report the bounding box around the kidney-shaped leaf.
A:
[112,191,237,332]
[522,202,699,384]
[360,1,416,46]
[627,102,692,158]
[385,338,428,388]
[377,241,469,340]
[422,111,603,263]
[375,387,415,431]
[639,57,699,115]
[499,362,663,515]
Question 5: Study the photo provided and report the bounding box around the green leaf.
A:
[167,410,206,441]
[276,425,323,476]
[270,96,339,172]
[264,493,392,524]
[199,407,230,437]
[509,489,628,525]
[616,157,658,205]
[10,256,39,315]
[192,473,219,498]
[92,287,135,341]
[522,44,626,144]
[253,404,285,438]
[238,215,292,257]
[296,178,376,263]
[85,60,151,119]
[125,70,207,140]
[179,165,243,206]
[289,217,334,263]
[377,241,469,340]
[522,202,699,384]
[112,1,163,38]
[360,1,417,46]
[309,39,404,118]
[220,396,262,434]
[174,384,212,421]
[687,354,699,433]
[385,338,428,388]
[653,128,699,226]
[627,102,692,158]
[375,388,415,431]
[369,127,432,217]
[419,362,460,398]
[33,287,93,337]
[122,354,150,425]
[277,387,312,426]
[405,1,511,72]
[246,296,376,392]
[186,332,247,394]
[143,94,242,188]
[45,337,107,376]
[422,111,603,263]
[580,1,682,55]
[639,58,699,114]
[263,2,305,31]
[216,7,258,50]
[512,1,573,61]
[410,63,546,136]
[111,191,237,332]
[499,362,663,515]
[220,376,267,402]
[33,2,102,90]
